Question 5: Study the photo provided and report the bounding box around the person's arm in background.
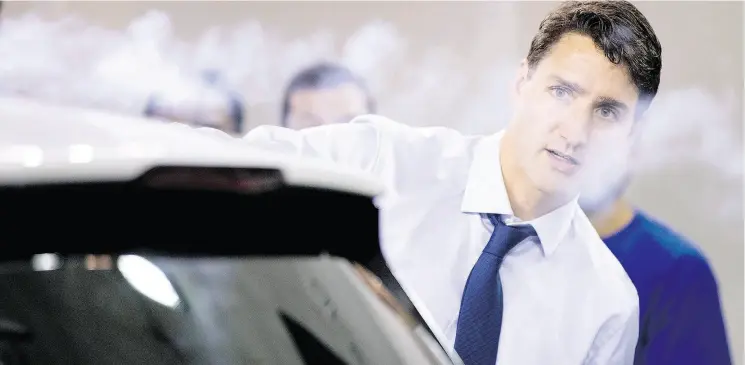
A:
[583,302,640,365]
[641,254,732,365]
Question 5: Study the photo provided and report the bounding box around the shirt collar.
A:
[460,130,578,256]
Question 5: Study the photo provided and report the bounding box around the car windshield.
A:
[0,167,456,365]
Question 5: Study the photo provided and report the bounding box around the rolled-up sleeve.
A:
[242,115,392,175]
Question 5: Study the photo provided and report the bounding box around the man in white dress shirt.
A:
[200,1,662,364]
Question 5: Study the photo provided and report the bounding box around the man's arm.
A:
[584,303,640,365]
[641,254,732,365]
[241,115,389,174]
[188,114,394,175]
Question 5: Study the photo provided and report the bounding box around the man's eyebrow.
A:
[550,75,587,95]
[595,96,629,112]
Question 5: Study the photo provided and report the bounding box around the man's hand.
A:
[352,263,418,328]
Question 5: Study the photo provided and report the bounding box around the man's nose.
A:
[557,109,591,148]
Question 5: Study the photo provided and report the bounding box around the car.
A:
[0,97,460,365]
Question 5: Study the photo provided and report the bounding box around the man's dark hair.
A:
[280,62,376,126]
[144,71,245,133]
[526,1,662,114]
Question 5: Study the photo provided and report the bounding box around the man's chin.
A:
[532,169,577,192]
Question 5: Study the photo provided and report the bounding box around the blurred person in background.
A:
[281,62,376,129]
[145,70,245,136]
[227,1,668,364]
[580,156,732,363]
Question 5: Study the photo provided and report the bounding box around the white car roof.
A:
[0,97,383,197]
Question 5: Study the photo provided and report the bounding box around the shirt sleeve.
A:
[640,254,732,365]
[583,301,640,365]
[241,114,390,175]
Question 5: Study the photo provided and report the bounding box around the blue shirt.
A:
[604,211,732,365]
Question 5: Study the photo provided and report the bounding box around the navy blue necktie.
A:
[454,214,536,365]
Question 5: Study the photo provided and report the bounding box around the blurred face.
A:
[508,33,641,198]
[285,83,369,129]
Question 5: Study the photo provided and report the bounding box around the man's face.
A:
[509,33,641,198]
[285,83,369,129]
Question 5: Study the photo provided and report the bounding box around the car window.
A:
[0,167,455,365]
[0,254,455,365]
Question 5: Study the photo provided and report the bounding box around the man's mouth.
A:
[546,149,580,166]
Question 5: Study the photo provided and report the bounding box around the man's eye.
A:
[549,86,572,100]
[596,107,619,121]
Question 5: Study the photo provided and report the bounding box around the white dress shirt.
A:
[240,115,639,365]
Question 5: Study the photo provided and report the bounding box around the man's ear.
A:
[629,111,647,145]
[628,114,647,162]
[513,59,530,97]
